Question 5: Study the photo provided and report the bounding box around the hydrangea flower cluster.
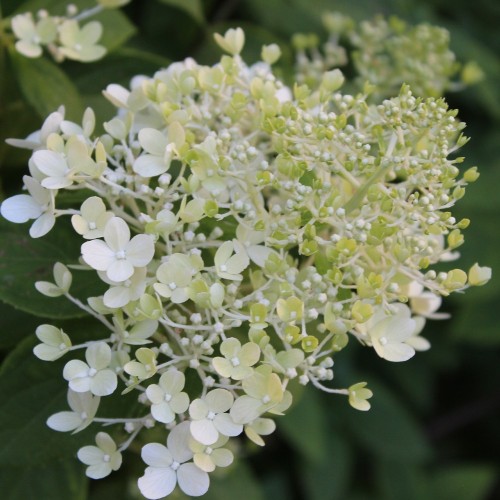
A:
[294,12,484,99]
[1,26,491,498]
[9,0,129,62]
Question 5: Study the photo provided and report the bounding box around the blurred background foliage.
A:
[0,0,499,499]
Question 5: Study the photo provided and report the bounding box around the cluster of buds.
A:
[294,12,483,99]
[0,26,490,498]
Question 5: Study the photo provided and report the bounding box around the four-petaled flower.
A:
[33,324,71,361]
[138,421,209,498]
[360,304,417,362]
[11,13,57,58]
[212,338,260,380]
[146,370,190,424]
[0,175,55,238]
[58,20,106,62]
[189,389,243,445]
[214,240,249,281]
[189,434,234,472]
[77,432,122,479]
[82,217,155,282]
[72,196,113,239]
[63,342,118,396]
[154,253,204,303]
[47,389,100,433]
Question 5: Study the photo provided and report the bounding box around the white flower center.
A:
[88,368,97,377]
[75,43,83,51]
[88,221,97,230]
[59,343,67,351]
[168,282,177,290]
[164,393,172,402]
[80,411,88,419]
[379,336,388,346]
[124,279,132,288]
[205,447,213,455]
[230,356,240,367]
[261,395,271,404]
[290,311,297,319]
[207,411,216,421]
[220,264,227,272]
[171,460,180,471]
[116,250,126,260]
[103,454,111,463]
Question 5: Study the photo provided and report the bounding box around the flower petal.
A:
[177,463,209,497]
[126,234,155,267]
[0,194,42,223]
[214,413,243,437]
[167,421,193,463]
[190,419,218,446]
[81,240,115,271]
[141,443,172,467]
[90,369,117,396]
[138,466,176,500]
[104,217,130,252]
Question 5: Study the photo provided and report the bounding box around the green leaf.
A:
[347,380,431,463]
[375,459,430,500]
[0,335,93,466]
[278,386,329,463]
[432,465,497,500]
[10,51,84,121]
[451,296,500,345]
[0,301,39,349]
[0,458,88,500]
[301,429,353,500]
[157,0,205,24]
[0,219,106,319]
[93,9,137,53]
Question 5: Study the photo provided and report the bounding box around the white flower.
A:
[230,366,284,424]
[138,421,209,498]
[101,267,148,309]
[72,196,113,239]
[78,432,122,479]
[0,175,55,238]
[47,390,100,433]
[212,338,260,380]
[63,342,118,396]
[244,417,276,446]
[189,435,234,472]
[33,324,71,361]
[59,20,106,62]
[213,27,245,55]
[214,240,249,281]
[154,253,204,303]
[35,262,72,297]
[113,318,158,345]
[236,224,274,268]
[146,370,190,424]
[133,122,185,177]
[402,281,450,319]
[82,217,155,282]
[6,108,64,151]
[189,389,242,445]
[362,304,416,362]
[33,137,100,189]
[11,13,57,58]
[124,347,157,380]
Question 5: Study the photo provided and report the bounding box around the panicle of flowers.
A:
[8,1,131,62]
[294,12,483,99]
[0,25,491,499]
